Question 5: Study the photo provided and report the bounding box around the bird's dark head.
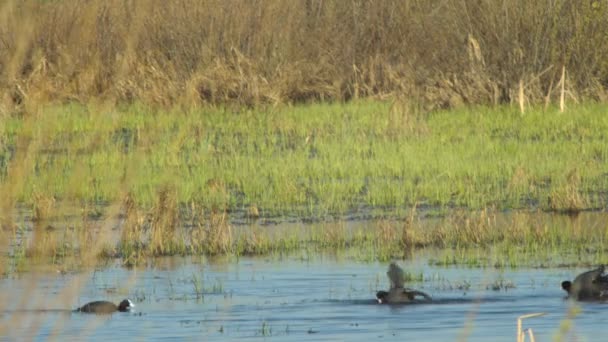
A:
[118,299,135,312]
[376,291,389,304]
[561,281,572,293]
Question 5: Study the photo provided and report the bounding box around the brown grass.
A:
[190,204,233,255]
[0,0,607,111]
[547,168,588,215]
[119,192,146,265]
[148,186,182,255]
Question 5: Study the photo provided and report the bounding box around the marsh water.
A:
[0,252,603,341]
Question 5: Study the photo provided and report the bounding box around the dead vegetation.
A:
[0,0,607,111]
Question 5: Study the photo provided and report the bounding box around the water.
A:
[0,255,602,341]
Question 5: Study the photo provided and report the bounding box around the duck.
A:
[561,265,608,301]
[75,299,135,314]
[376,262,432,304]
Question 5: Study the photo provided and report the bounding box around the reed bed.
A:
[0,0,607,111]
[6,201,608,270]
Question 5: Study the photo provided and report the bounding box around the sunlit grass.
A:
[2,101,608,265]
[3,101,608,221]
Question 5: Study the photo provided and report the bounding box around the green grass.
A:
[2,101,608,266]
[2,101,608,219]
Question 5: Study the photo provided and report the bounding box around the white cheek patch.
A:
[127,300,135,308]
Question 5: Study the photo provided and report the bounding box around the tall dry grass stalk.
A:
[560,66,566,112]
[517,313,545,342]
[518,79,525,114]
[400,204,418,253]
[0,0,606,110]
[149,186,182,255]
[119,192,146,265]
[190,205,233,255]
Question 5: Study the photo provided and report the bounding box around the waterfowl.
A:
[561,265,608,301]
[75,299,134,314]
[376,262,431,304]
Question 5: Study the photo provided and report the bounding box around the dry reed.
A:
[0,0,606,111]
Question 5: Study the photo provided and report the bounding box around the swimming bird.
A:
[561,265,608,301]
[376,262,432,304]
[75,299,135,314]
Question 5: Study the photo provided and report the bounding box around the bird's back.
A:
[77,301,117,314]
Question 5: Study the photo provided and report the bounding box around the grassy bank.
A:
[2,101,608,218]
[1,101,608,267]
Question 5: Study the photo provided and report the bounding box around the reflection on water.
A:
[0,255,602,341]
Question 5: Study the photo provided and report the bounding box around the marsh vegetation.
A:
[0,102,608,270]
[0,1,606,268]
[1,1,607,339]
[1,1,608,110]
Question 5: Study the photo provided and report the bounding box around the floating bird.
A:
[561,265,608,301]
[376,262,431,304]
[75,299,135,314]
